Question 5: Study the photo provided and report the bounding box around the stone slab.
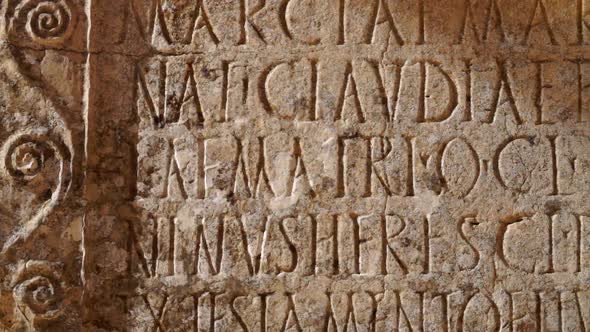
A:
[0,0,588,331]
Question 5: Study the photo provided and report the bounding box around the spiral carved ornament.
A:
[8,0,77,47]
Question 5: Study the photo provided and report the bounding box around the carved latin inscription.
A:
[124,1,590,330]
[0,0,584,330]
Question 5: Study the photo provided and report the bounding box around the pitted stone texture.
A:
[1,0,590,331]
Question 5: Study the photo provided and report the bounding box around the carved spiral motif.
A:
[9,141,44,178]
[11,0,76,47]
[12,261,65,324]
[0,132,71,257]
[3,134,63,183]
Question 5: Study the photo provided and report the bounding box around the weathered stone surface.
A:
[0,0,588,331]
